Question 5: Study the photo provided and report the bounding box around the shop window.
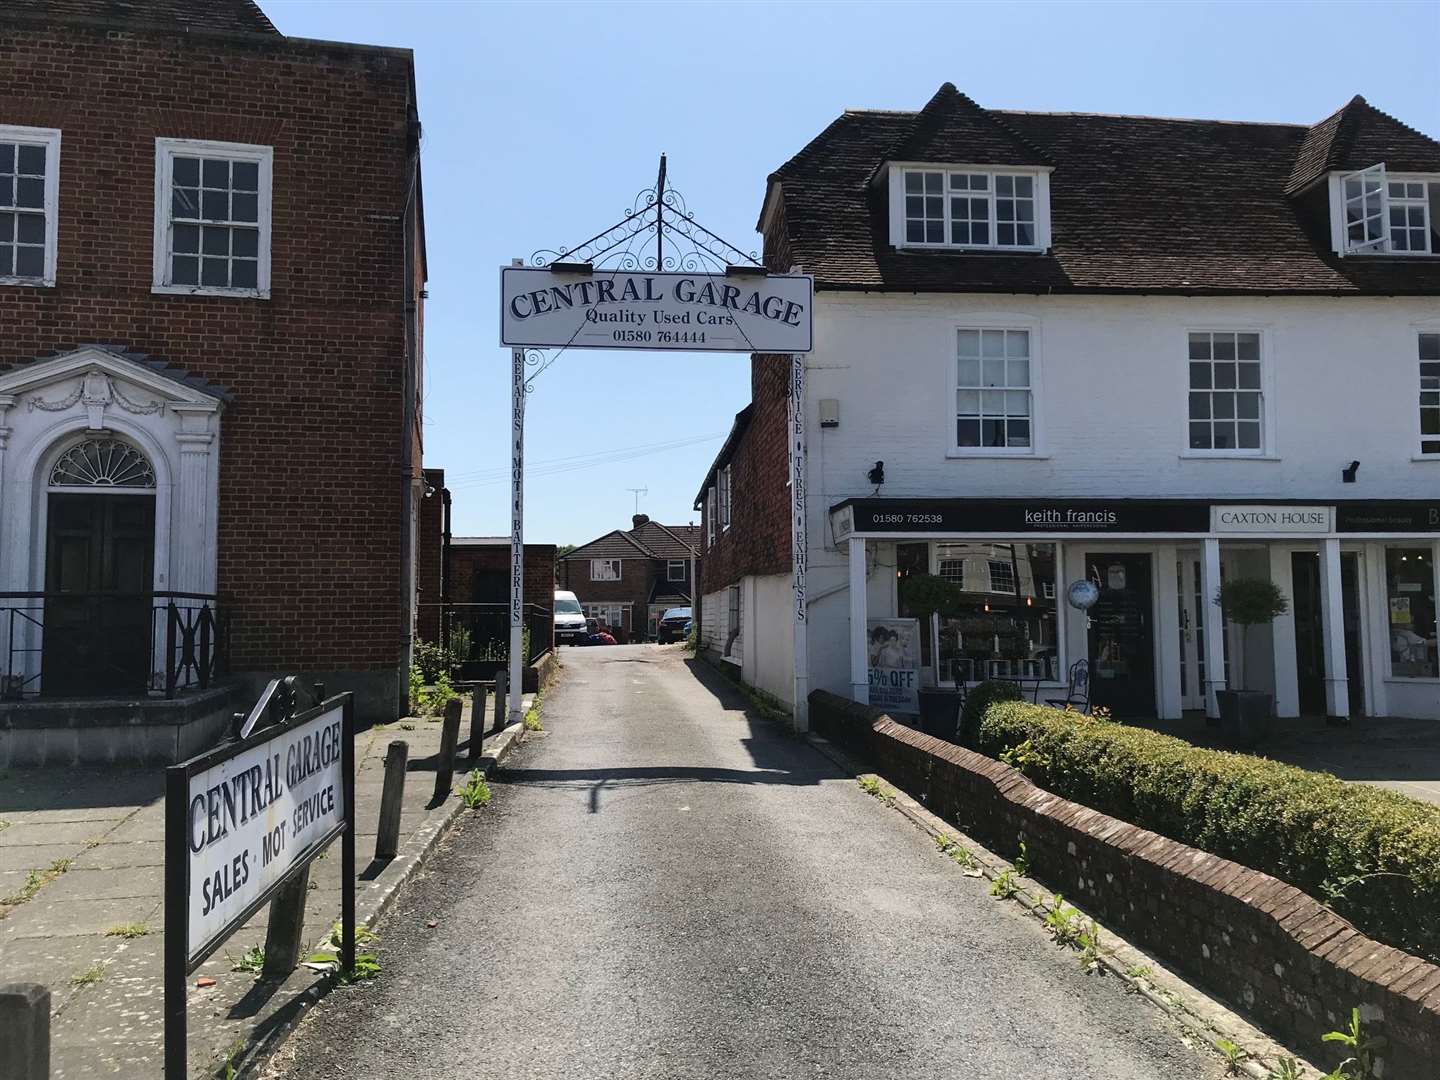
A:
[934,542,1059,685]
[1421,333,1440,456]
[898,167,1047,250]
[590,558,621,582]
[1386,547,1438,678]
[897,542,933,671]
[1188,331,1264,452]
[956,328,1032,450]
[0,126,60,286]
[153,138,272,297]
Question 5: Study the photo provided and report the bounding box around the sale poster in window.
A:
[867,617,920,714]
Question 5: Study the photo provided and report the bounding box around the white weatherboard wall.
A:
[743,573,797,706]
[801,292,1440,711]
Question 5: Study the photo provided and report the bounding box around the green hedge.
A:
[972,701,1440,962]
[958,679,1022,747]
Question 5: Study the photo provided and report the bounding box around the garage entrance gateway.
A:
[500,157,814,726]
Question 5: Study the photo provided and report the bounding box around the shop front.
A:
[832,498,1440,722]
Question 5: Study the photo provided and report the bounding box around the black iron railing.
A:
[0,591,225,701]
[417,602,552,682]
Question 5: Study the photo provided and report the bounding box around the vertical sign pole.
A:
[509,338,525,727]
[340,694,356,974]
[788,352,809,731]
[163,764,188,1080]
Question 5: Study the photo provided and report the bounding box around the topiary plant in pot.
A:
[898,572,966,739]
[1213,577,1289,748]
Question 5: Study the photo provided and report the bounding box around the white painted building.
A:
[698,85,1440,724]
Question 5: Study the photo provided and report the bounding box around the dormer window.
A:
[1333,164,1440,256]
[889,165,1050,252]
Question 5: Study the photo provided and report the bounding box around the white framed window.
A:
[590,558,621,582]
[706,486,716,546]
[1187,331,1266,454]
[890,164,1050,252]
[986,560,1017,594]
[1041,579,1056,600]
[153,138,272,297]
[0,126,61,287]
[719,465,733,530]
[1332,165,1440,256]
[954,327,1033,452]
[1421,332,1440,457]
[938,556,964,587]
[667,559,686,582]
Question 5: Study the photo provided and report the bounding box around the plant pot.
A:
[917,688,963,741]
[1216,689,1272,749]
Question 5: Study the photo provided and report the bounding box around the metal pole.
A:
[508,262,525,726]
[340,694,356,974]
[163,764,188,1080]
[655,154,666,270]
[789,352,810,730]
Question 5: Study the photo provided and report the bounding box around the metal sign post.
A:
[164,692,355,1080]
[788,351,809,729]
[509,326,526,726]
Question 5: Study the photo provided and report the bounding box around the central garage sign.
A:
[500,267,813,353]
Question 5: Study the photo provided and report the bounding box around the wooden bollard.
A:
[492,668,508,734]
[433,697,462,803]
[468,686,487,760]
[375,740,409,860]
[0,984,50,1080]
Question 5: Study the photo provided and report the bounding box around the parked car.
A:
[554,590,587,645]
[656,606,692,644]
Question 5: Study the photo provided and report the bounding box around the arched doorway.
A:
[42,436,157,695]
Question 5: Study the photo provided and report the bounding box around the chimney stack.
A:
[632,513,650,530]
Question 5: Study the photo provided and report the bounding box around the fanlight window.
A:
[49,439,156,488]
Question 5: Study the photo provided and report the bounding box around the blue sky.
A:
[265,0,1440,546]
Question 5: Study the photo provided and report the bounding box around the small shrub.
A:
[459,773,491,809]
[989,869,1018,899]
[958,679,1022,746]
[1322,1007,1383,1080]
[974,700,1440,961]
[1216,1037,1249,1075]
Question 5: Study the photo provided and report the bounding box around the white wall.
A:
[743,573,796,706]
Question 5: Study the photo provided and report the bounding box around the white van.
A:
[554,589,587,645]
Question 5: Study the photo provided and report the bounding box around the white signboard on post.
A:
[500,267,813,353]
[182,704,347,963]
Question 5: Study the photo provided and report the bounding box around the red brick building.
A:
[0,0,427,749]
[558,516,700,643]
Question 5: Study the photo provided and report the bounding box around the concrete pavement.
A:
[266,645,1220,1080]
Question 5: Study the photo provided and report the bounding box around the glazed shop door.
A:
[1086,554,1156,718]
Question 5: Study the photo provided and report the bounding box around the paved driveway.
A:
[268,644,1217,1080]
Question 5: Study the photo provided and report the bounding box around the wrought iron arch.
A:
[48,436,157,489]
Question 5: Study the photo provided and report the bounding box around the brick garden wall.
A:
[810,690,1440,1077]
[0,20,422,705]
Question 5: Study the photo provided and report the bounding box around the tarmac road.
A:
[266,644,1218,1080]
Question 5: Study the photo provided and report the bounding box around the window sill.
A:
[946,450,1050,460]
[1385,675,1440,684]
[1178,452,1280,461]
[152,284,270,300]
[895,245,1048,256]
[0,276,54,288]
[1411,456,1440,463]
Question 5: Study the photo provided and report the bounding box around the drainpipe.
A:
[398,107,423,716]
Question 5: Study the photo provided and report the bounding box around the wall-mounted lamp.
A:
[1342,460,1360,484]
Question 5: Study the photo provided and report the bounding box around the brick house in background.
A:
[694,358,794,702]
[0,0,426,760]
[558,516,700,642]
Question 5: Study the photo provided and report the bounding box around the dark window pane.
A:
[1188,334,1211,360]
[1213,422,1236,449]
[172,223,199,254]
[14,246,42,276]
[924,173,942,194]
[17,145,45,175]
[1237,362,1261,389]
[1213,394,1234,420]
[972,222,988,244]
[0,212,11,241]
[1189,423,1210,449]
[0,181,12,208]
[201,190,228,220]
[1007,419,1030,446]
[998,223,1014,245]
[1189,393,1210,419]
[231,259,257,289]
[1189,362,1211,388]
[905,172,922,193]
[1214,336,1235,361]
[171,255,198,284]
[1016,223,1035,245]
[996,176,1013,196]
[1422,410,1439,436]
[951,222,969,245]
[231,227,258,257]
[926,222,943,243]
[1015,176,1033,197]
[906,221,924,243]
[1237,392,1260,420]
[232,161,259,191]
[925,196,942,217]
[1423,335,1440,361]
[201,258,229,286]
[906,196,923,218]
[15,213,43,243]
[0,244,11,274]
[1016,202,1034,222]
[172,187,200,218]
[982,418,1003,446]
[16,178,43,208]
[1214,363,1237,389]
[1237,422,1261,450]
[1424,439,1440,455]
[202,159,229,187]
[173,157,200,186]
[0,144,13,172]
[956,419,980,447]
[201,225,229,255]
[997,201,1015,222]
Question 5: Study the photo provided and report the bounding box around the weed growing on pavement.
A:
[857,775,895,806]
[1123,963,1152,981]
[1076,924,1104,975]
[934,833,983,874]
[341,953,382,983]
[71,963,104,987]
[1321,1007,1382,1080]
[1013,840,1031,877]
[0,819,9,832]
[989,869,1018,899]
[1043,895,1084,947]
[1,856,72,910]
[1267,1059,1303,1080]
[328,921,377,949]
[1216,1038,1249,1075]
[105,923,149,939]
[459,772,492,808]
[231,946,265,975]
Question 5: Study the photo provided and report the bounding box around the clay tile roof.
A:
[632,521,700,558]
[767,90,1440,297]
[878,82,1052,171]
[2,0,280,34]
[560,529,655,561]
